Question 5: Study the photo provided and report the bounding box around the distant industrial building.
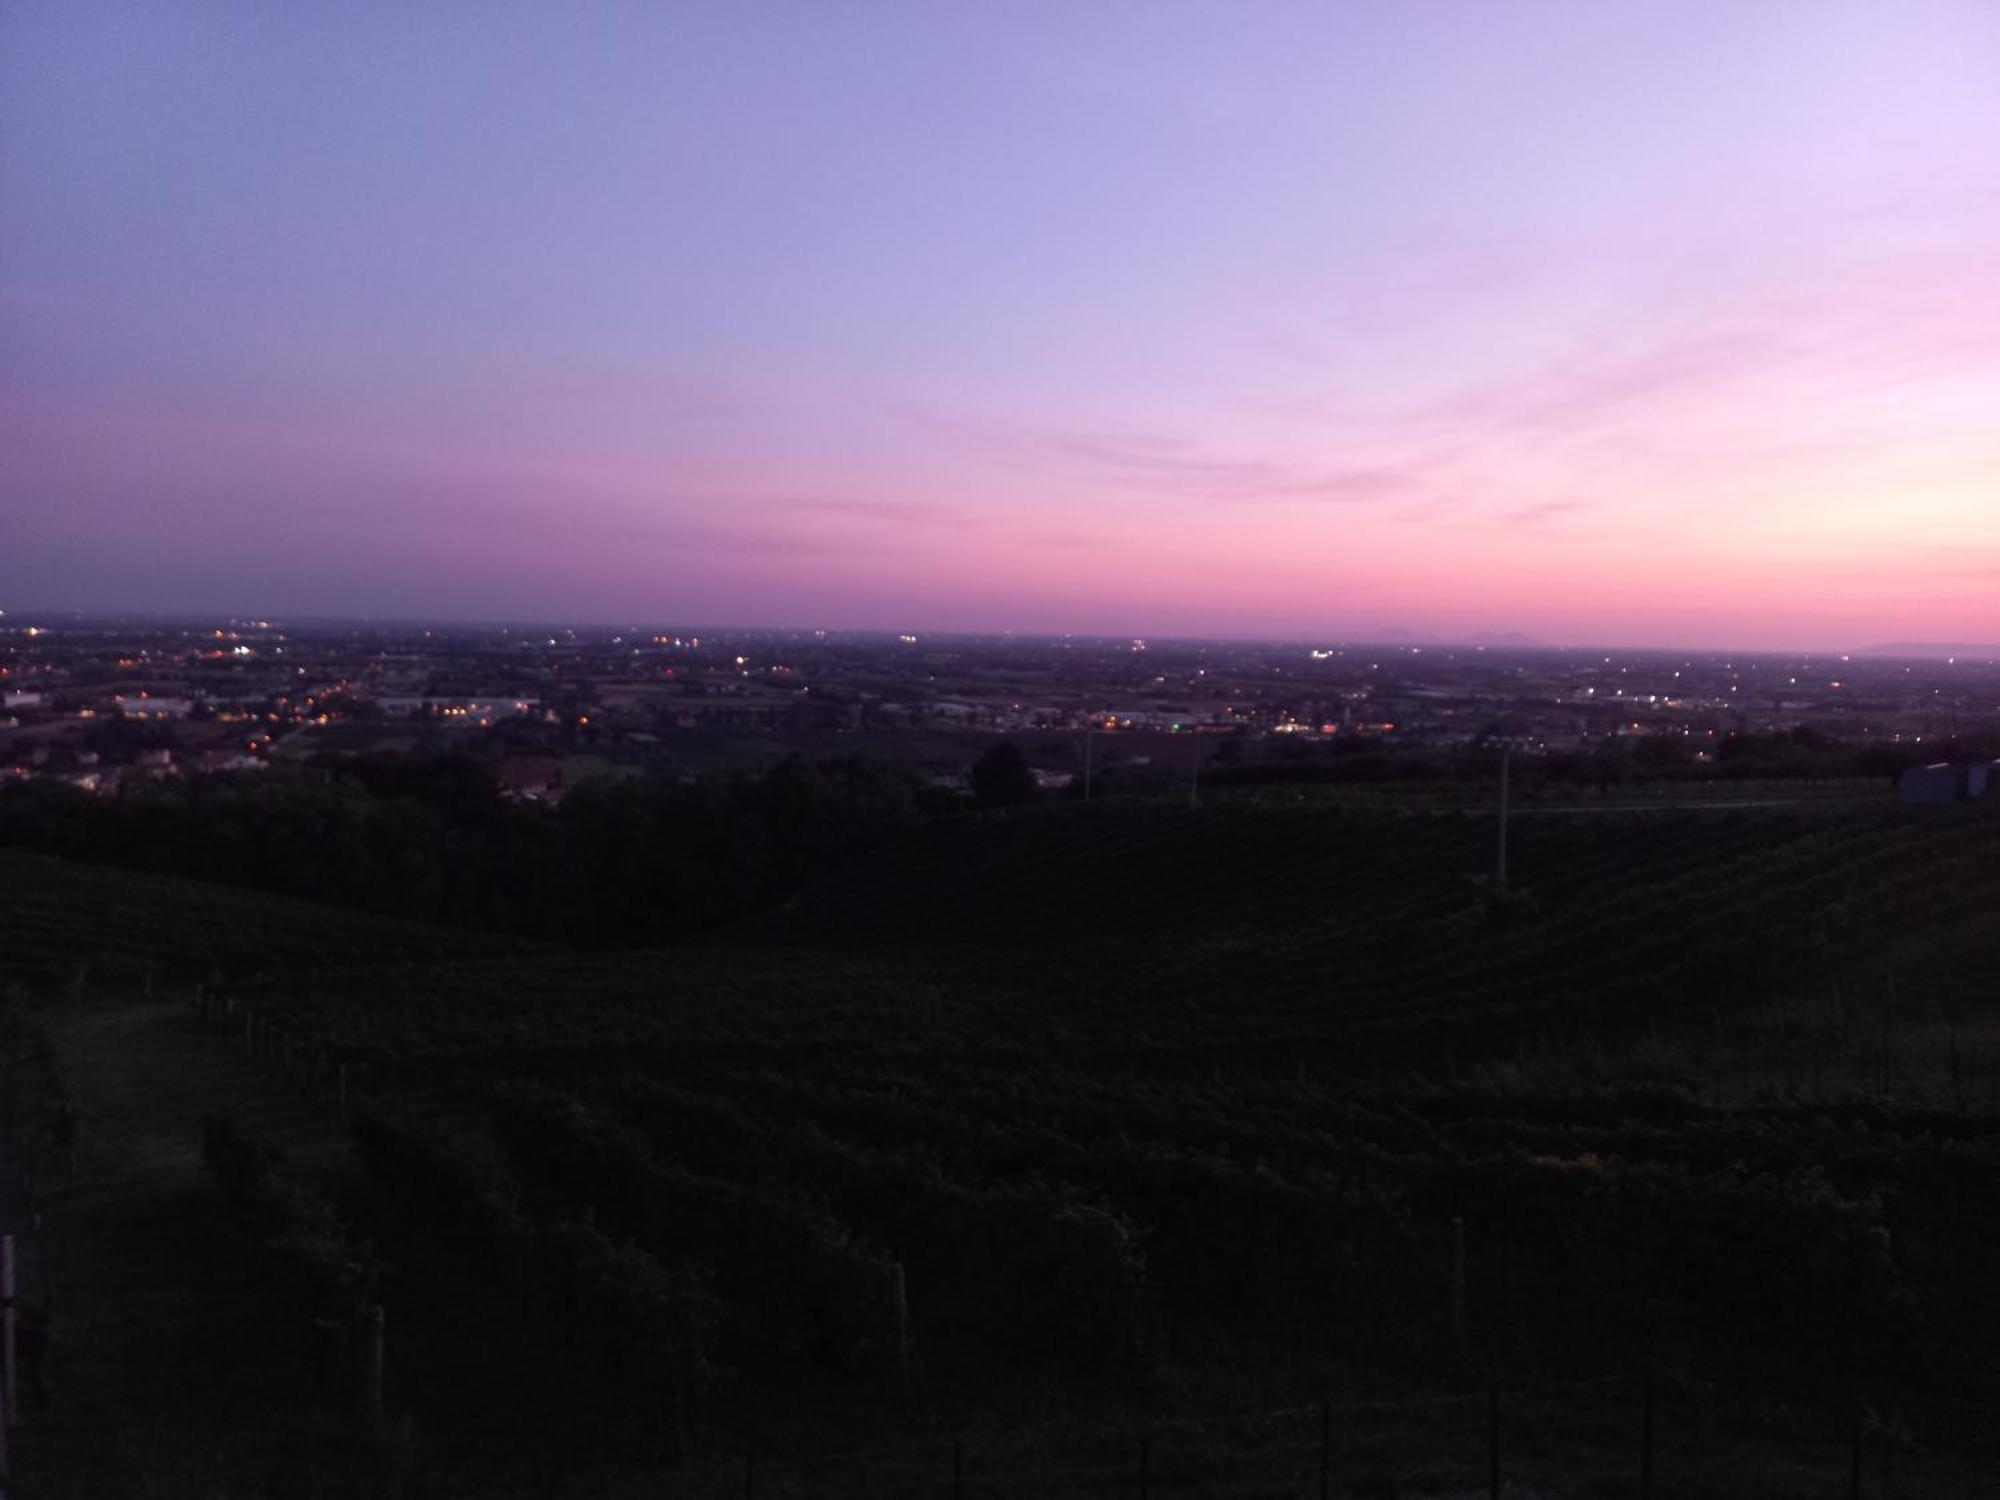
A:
[113,693,194,719]
[375,696,539,724]
[1899,761,2000,804]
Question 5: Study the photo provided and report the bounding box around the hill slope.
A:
[19,802,2000,1495]
[0,849,547,988]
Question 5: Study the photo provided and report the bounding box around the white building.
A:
[375,696,539,724]
[114,694,194,719]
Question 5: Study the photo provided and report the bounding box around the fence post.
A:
[1849,1415,1862,1500]
[2,1235,15,1427]
[891,1259,912,1404]
[1139,1432,1150,1500]
[1451,1216,1468,1360]
[1487,1384,1500,1500]
[743,1450,755,1499]
[1319,1398,1331,1500]
[952,1437,962,1500]
[1640,1368,1654,1499]
[363,1304,385,1430]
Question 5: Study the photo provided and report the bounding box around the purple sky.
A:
[5,2,1999,647]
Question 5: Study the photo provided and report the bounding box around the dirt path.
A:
[22,999,366,1499]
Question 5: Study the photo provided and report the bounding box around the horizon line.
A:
[4,602,1996,662]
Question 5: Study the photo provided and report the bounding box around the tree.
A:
[971,741,1040,808]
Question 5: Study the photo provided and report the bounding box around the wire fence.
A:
[646,1370,1992,1500]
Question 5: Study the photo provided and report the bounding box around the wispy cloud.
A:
[1845,544,2000,582]
[899,406,1424,507]
[1409,332,1794,440]
[1500,498,1596,528]
[765,496,985,531]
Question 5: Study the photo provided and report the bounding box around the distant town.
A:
[4,612,1999,800]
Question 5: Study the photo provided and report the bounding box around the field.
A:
[8,798,2000,1495]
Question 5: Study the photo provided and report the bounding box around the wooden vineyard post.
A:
[890,1260,913,1406]
[2,1235,15,1427]
[1487,1383,1500,1500]
[364,1304,385,1431]
[57,1101,78,1179]
[1450,1216,1468,1362]
[34,1214,49,1329]
[1639,1367,1655,1499]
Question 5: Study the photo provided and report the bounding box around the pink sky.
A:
[4,3,1999,648]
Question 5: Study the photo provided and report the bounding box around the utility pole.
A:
[1082,714,1094,802]
[1188,732,1202,810]
[1496,748,1511,890]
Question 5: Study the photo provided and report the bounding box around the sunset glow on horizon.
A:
[5,2,1999,650]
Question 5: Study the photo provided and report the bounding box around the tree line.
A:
[0,754,956,949]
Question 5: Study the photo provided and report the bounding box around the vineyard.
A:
[0,847,546,989]
[11,798,2000,1494]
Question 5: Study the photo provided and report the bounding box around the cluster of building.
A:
[4,614,1998,801]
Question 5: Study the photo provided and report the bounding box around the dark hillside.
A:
[0,849,548,988]
[757,799,1980,953]
[16,800,2000,1494]
[753,800,2000,1061]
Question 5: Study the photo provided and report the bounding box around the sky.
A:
[4,2,1999,649]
